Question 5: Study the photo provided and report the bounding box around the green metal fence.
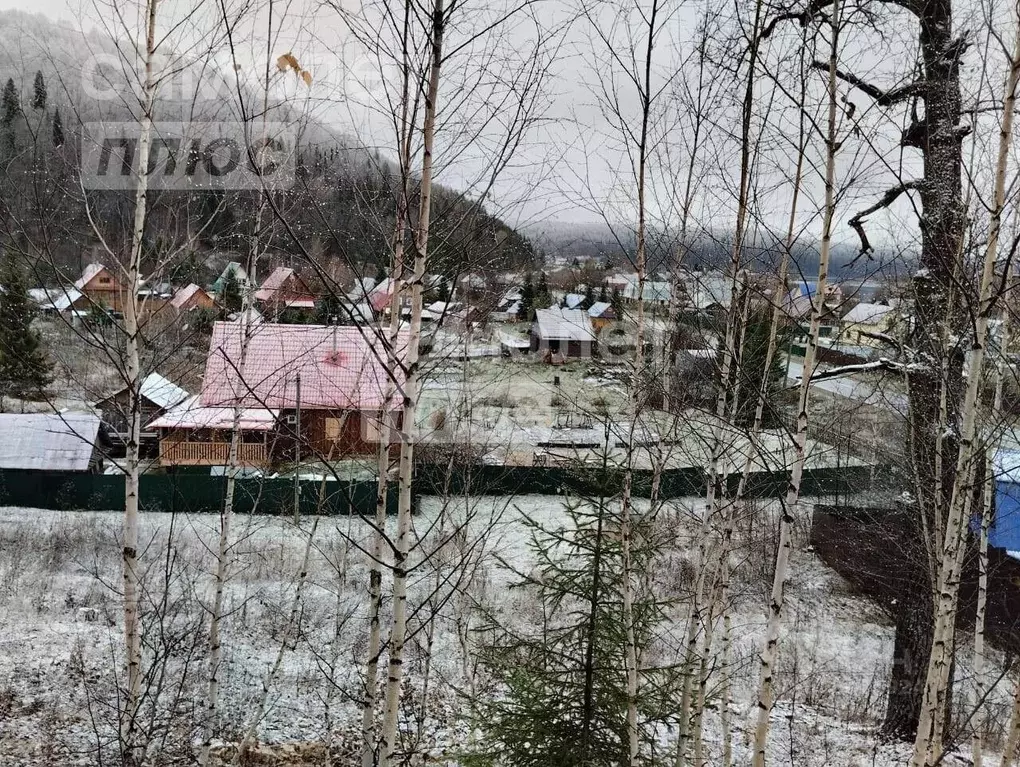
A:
[0,462,897,513]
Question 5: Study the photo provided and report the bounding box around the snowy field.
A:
[0,497,1012,766]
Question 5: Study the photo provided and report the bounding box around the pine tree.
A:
[598,283,608,304]
[31,71,46,111]
[610,286,623,319]
[374,262,387,284]
[519,273,535,320]
[536,272,551,309]
[582,284,595,310]
[469,492,673,767]
[52,108,64,148]
[1,78,19,125]
[0,255,53,402]
[219,268,243,314]
[730,309,788,429]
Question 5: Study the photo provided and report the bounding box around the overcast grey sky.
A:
[0,0,1015,257]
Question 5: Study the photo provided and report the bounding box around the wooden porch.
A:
[158,439,268,467]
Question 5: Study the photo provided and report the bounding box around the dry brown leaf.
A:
[300,70,312,87]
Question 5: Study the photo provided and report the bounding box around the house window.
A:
[99,276,112,285]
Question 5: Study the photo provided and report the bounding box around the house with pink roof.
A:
[170,283,216,312]
[254,266,318,317]
[153,322,406,466]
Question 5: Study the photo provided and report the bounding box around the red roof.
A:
[200,323,406,411]
[255,266,315,304]
[170,283,206,310]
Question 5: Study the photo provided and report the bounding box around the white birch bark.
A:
[976,294,1012,767]
[677,5,764,764]
[379,2,444,762]
[911,16,1020,764]
[121,3,158,760]
[616,1,661,761]
[751,3,839,763]
[200,243,259,766]
[362,24,414,757]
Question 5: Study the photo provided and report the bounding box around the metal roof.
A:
[201,322,407,411]
[0,413,102,471]
[170,283,205,310]
[147,395,277,431]
[74,263,110,291]
[533,307,595,342]
[140,372,191,410]
[842,302,894,325]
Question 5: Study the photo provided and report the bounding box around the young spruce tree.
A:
[469,484,673,767]
[0,255,53,401]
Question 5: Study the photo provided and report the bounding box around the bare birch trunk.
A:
[232,516,319,766]
[751,4,839,763]
[201,249,258,766]
[121,3,158,761]
[677,5,763,764]
[976,290,1012,767]
[362,23,414,757]
[378,2,444,762]
[617,2,661,762]
[911,17,1020,764]
[1001,686,1020,767]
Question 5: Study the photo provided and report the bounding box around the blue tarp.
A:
[992,450,1020,551]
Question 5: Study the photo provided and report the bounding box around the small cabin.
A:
[75,263,127,312]
[95,372,190,456]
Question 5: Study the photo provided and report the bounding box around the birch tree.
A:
[751,1,840,761]
[119,1,158,758]
[911,8,1020,762]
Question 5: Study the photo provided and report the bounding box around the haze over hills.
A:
[524,218,913,281]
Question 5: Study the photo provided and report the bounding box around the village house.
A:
[148,395,279,467]
[75,263,127,312]
[531,307,596,360]
[839,302,895,346]
[0,413,111,473]
[587,301,616,330]
[153,323,405,467]
[255,266,318,317]
[170,283,216,313]
[211,261,249,294]
[95,372,190,456]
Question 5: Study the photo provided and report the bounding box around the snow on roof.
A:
[369,278,396,312]
[147,395,277,431]
[499,332,531,349]
[74,263,110,290]
[0,413,101,471]
[588,301,612,317]
[842,302,893,325]
[201,322,408,411]
[170,283,205,310]
[357,276,377,293]
[30,287,82,311]
[687,272,732,309]
[534,307,595,342]
[564,293,585,309]
[140,372,190,410]
[623,281,671,302]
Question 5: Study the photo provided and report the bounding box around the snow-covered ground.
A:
[0,498,1011,765]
